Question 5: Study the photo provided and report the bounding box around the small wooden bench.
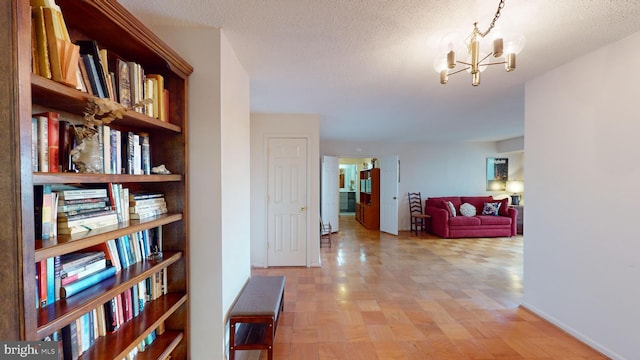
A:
[228,275,285,360]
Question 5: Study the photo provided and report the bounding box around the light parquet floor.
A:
[248,215,607,360]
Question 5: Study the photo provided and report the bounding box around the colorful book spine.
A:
[110,128,118,174]
[41,184,52,240]
[81,54,106,98]
[140,133,150,175]
[54,255,61,301]
[38,260,47,307]
[131,285,139,318]
[45,112,60,172]
[60,266,117,299]
[31,117,38,172]
[115,237,129,269]
[59,120,74,172]
[61,321,79,360]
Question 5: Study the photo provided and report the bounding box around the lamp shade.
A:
[506,180,524,194]
[503,33,526,55]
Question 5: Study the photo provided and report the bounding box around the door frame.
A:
[379,155,399,235]
[321,156,340,232]
[262,134,320,267]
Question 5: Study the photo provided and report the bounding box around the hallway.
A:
[250,215,606,359]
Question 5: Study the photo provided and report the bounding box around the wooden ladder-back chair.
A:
[408,192,430,235]
[320,218,332,247]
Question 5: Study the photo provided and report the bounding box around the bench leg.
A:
[268,321,274,360]
[229,322,235,360]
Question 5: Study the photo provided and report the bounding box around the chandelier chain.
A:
[476,0,505,38]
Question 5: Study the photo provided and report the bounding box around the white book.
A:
[133,134,142,175]
[57,188,108,200]
[105,239,121,272]
[122,187,129,222]
[102,124,111,174]
[37,115,49,172]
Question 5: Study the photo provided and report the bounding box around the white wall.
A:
[524,31,640,360]
[220,30,252,322]
[250,113,321,267]
[320,141,523,231]
[497,136,524,153]
[149,26,251,359]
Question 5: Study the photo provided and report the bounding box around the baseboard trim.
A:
[519,303,623,360]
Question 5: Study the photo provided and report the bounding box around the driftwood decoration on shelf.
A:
[71,97,151,173]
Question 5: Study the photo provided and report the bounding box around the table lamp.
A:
[506,180,524,205]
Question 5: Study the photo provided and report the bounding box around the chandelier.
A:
[433,0,525,86]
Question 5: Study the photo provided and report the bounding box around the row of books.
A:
[36,227,162,308]
[98,126,152,175]
[43,275,166,360]
[32,111,75,173]
[30,1,170,122]
[35,185,166,240]
[118,59,169,121]
[78,40,169,121]
[30,0,79,87]
[32,111,154,175]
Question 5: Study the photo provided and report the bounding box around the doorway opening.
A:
[338,158,371,216]
[322,156,398,236]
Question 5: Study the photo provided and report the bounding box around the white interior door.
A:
[321,156,339,232]
[267,138,308,266]
[380,155,399,235]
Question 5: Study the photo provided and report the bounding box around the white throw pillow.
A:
[446,201,456,217]
[459,202,476,217]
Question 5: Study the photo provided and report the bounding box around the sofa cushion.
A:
[478,215,511,225]
[449,215,481,226]
[461,196,493,213]
[459,203,476,217]
[495,197,509,216]
[482,202,501,216]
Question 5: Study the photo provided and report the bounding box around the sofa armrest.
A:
[425,207,449,238]
[507,207,518,236]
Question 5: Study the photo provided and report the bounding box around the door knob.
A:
[393,196,397,200]
[301,207,306,211]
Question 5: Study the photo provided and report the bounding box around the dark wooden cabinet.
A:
[511,205,523,234]
[1,1,192,358]
[356,168,380,230]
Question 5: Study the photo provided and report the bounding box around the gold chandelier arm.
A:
[479,52,492,63]
[481,61,507,66]
[448,67,470,76]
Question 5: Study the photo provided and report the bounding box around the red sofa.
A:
[424,196,517,238]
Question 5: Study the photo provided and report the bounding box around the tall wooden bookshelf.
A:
[355,168,380,230]
[0,1,192,359]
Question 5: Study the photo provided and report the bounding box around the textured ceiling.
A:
[118,0,640,143]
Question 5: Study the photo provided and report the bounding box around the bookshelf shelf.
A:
[36,252,183,337]
[88,300,186,360]
[136,331,184,360]
[0,0,192,357]
[33,172,183,185]
[35,213,183,262]
[32,75,183,133]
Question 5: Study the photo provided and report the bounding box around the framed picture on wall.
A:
[486,157,508,191]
